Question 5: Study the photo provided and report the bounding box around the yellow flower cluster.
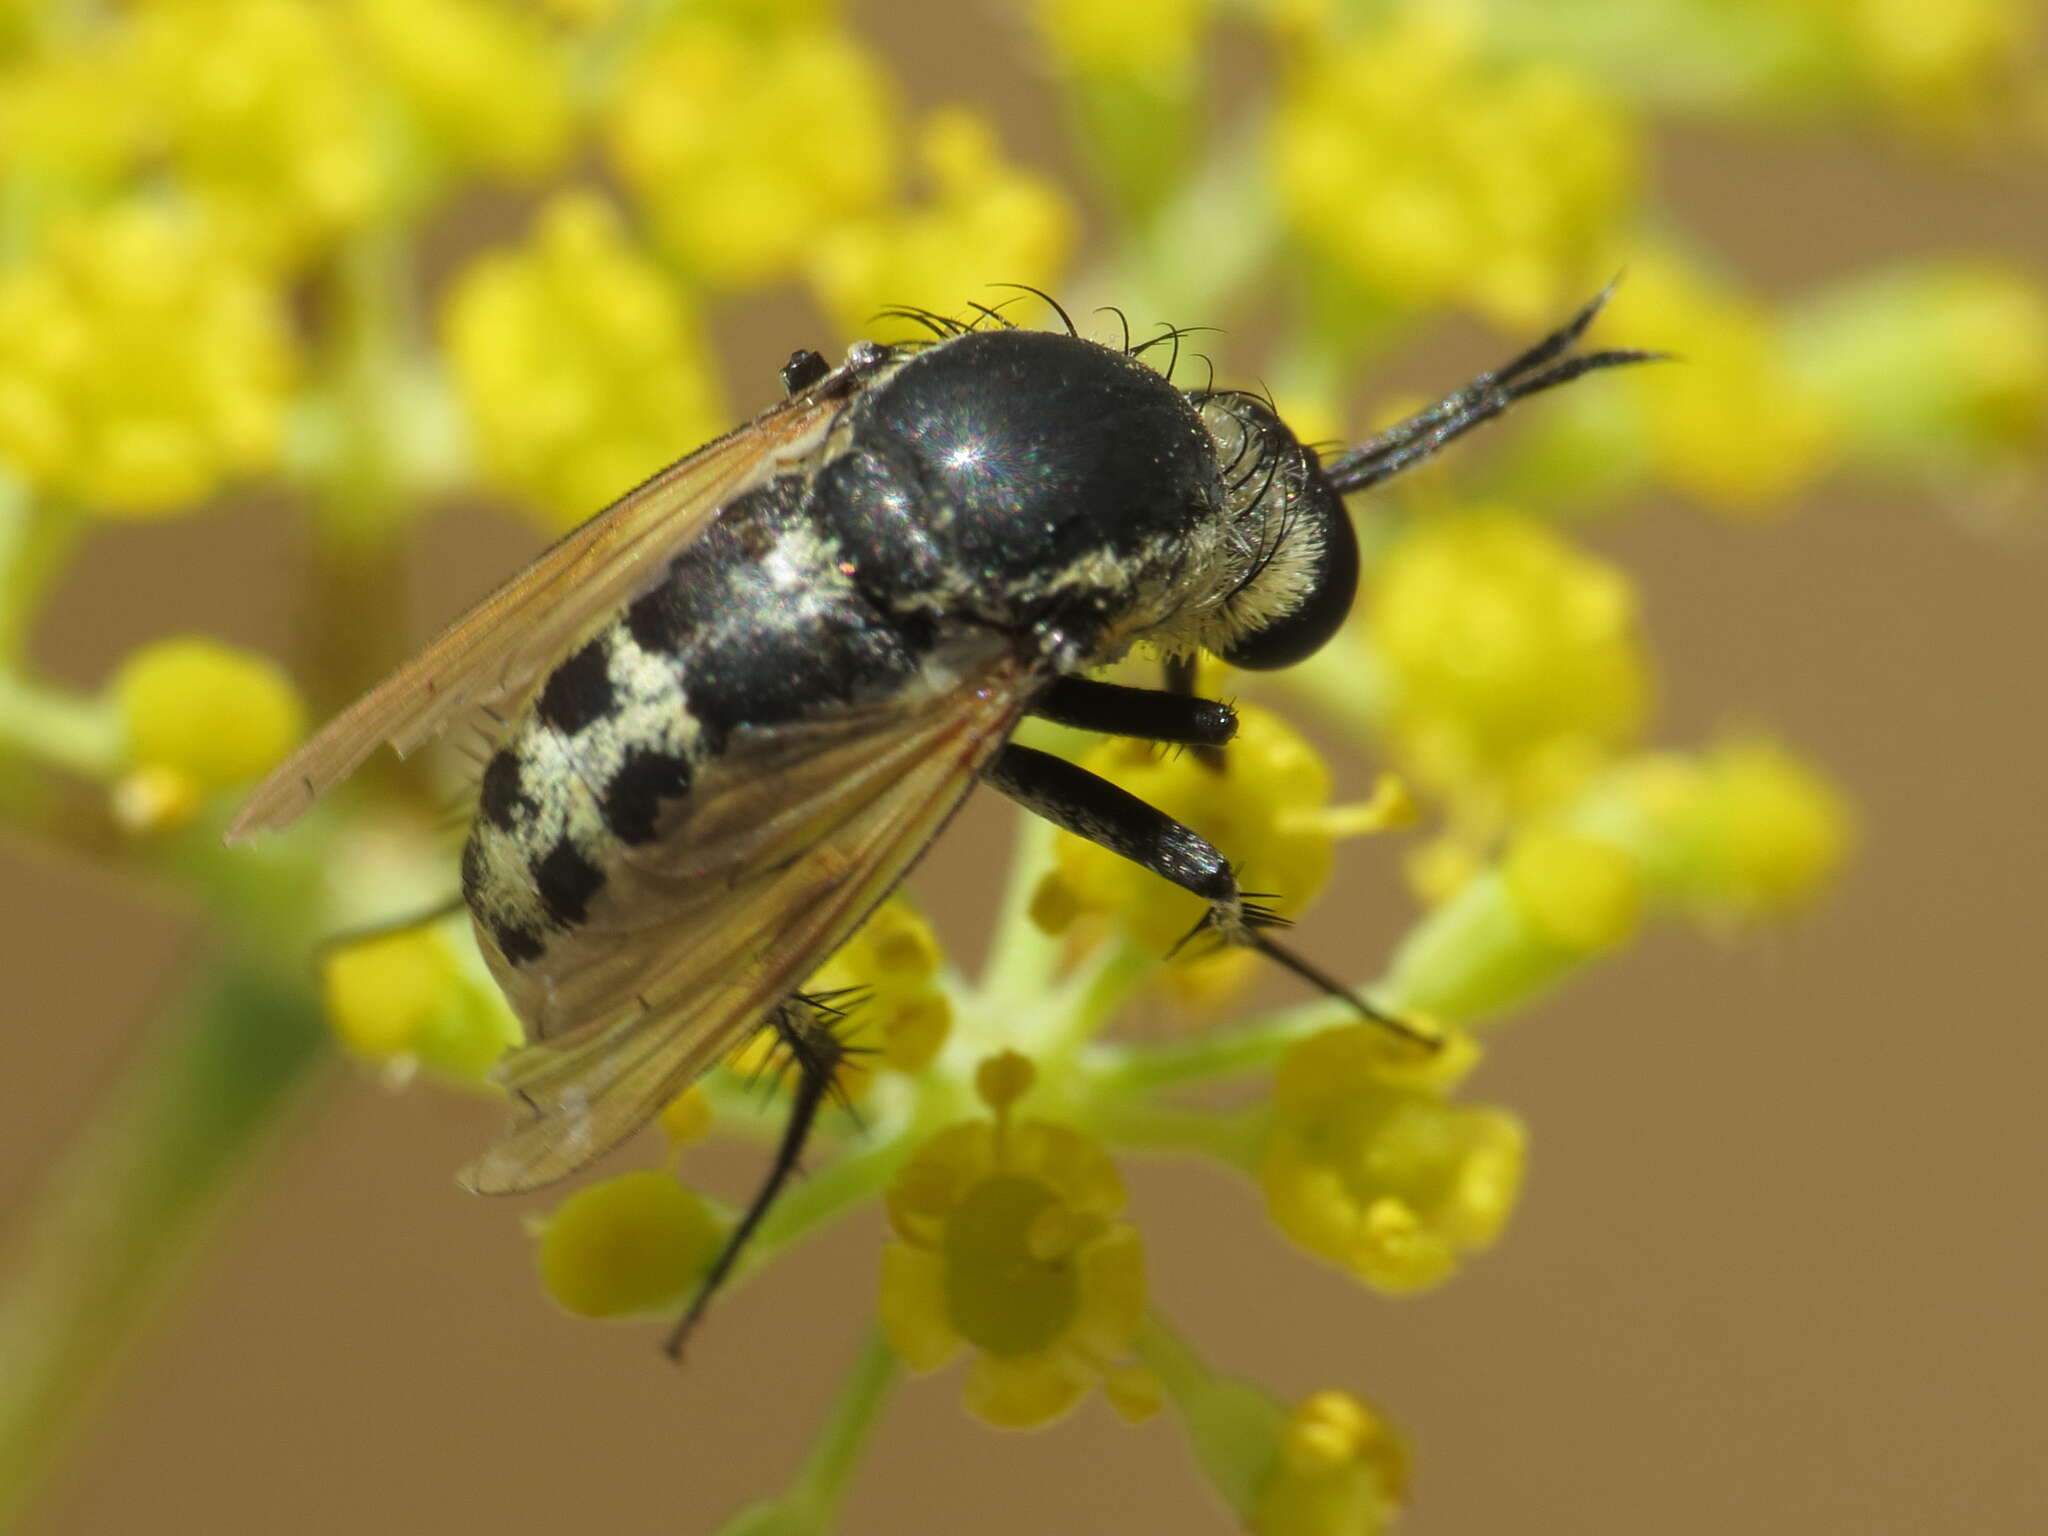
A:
[807,108,1080,342]
[351,0,575,182]
[1366,507,1651,816]
[1262,1024,1523,1293]
[880,1053,1148,1428]
[1382,736,1851,1021]
[1793,259,2048,487]
[442,192,727,528]
[1604,249,1837,514]
[607,9,897,290]
[1273,11,1636,329]
[0,205,298,514]
[121,0,384,269]
[1827,0,2043,136]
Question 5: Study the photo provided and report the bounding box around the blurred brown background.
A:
[6,8,2047,1534]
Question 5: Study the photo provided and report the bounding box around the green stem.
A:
[0,493,84,669]
[0,955,330,1529]
[1086,994,1358,1096]
[0,671,123,781]
[977,807,1063,1008]
[1089,1097,1265,1171]
[789,1328,899,1510]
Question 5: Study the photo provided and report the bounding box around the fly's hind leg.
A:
[982,743,1435,1049]
[664,993,856,1360]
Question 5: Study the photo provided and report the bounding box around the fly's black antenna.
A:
[664,996,853,1361]
[1323,279,1666,495]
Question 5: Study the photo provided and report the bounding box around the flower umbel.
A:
[0,1,1951,1530]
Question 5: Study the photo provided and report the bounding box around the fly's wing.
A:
[224,384,857,844]
[460,646,1036,1195]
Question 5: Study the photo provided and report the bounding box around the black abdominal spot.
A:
[603,747,694,844]
[534,837,605,928]
[478,750,533,829]
[492,919,545,966]
[535,639,615,735]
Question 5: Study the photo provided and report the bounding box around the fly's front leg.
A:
[983,743,1435,1048]
[1029,675,1235,747]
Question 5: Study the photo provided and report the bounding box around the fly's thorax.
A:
[823,328,1224,650]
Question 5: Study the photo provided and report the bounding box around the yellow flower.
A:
[1261,1023,1524,1292]
[0,205,299,514]
[1602,248,1837,513]
[0,32,146,190]
[1366,508,1652,814]
[802,896,953,1075]
[350,0,575,181]
[607,12,898,289]
[1272,11,1635,330]
[1833,0,2041,136]
[535,1170,722,1319]
[806,107,1079,343]
[441,191,727,529]
[112,636,304,806]
[1252,1389,1408,1536]
[320,925,521,1081]
[1794,259,2048,486]
[1615,737,1855,924]
[125,0,384,268]
[879,1053,1146,1428]
[1034,700,1370,1009]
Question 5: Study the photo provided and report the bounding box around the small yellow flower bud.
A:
[113,637,304,791]
[1682,738,1855,921]
[320,926,519,1080]
[109,765,204,835]
[1253,1389,1407,1536]
[535,1171,721,1319]
[1103,1364,1164,1424]
[1501,825,1643,953]
[658,1085,714,1149]
[975,1050,1037,1116]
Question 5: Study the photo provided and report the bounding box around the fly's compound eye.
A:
[1218,485,1359,670]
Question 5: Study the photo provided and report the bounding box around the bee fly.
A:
[229,285,1652,1350]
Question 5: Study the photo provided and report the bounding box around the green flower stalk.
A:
[1,0,2023,1529]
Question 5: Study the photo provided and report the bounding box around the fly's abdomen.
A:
[462,483,928,977]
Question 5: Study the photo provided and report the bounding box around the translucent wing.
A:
[460,644,1037,1195]
[225,379,860,843]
